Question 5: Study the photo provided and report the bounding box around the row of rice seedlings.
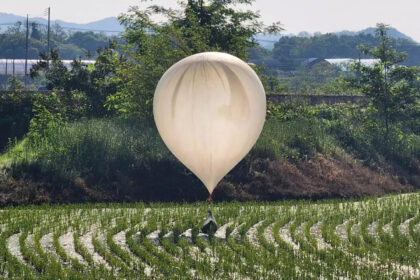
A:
[210,219,255,279]
[226,211,265,277]
[33,226,64,278]
[255,215,298,278]
[325,200,416,279]
[106,220,146,274]
[290,209,344,278]
[301,204,376,279]
[369,202,416,268]
[276,209,333,278]
[92,231,132,278]
[171,208,218,279]
[125,210,183,278]
[240,207,305,278]
[265,214,302,278]
[0,229,34,278]
[408,214,420,245]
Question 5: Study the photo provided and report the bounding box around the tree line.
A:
[250,32,420,70]
[0,21,117,59]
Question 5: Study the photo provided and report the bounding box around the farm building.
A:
[301,58,329,68]
[249,57,380,73]
[302,58,380,69]
[325,58,380,70]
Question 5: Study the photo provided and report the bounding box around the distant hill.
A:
[0,13,124,34]
[255,27,417,50]
[336,27,414,41]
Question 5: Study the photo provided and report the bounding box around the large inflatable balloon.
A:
[153,52,266,196]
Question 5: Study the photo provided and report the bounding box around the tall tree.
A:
[106,0,282,118]
[30,45,122,117]
[353,24,420,139]
[31,22,42,41]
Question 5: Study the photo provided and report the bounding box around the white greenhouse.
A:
[0,59,95,76]
[325,58,380,70]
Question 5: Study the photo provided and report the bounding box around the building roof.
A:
[302,58,328,67]
[325,58,380,70]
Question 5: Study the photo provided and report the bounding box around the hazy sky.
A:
[2,0,420,42]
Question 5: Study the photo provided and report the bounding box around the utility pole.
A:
[47,7,51,53]
[25,14,29,85]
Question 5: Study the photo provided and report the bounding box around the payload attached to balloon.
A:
[153,52,266,195]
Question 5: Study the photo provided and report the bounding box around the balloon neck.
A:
[206,193,213,202]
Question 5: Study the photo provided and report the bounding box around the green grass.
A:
[253,118,338,160]
[4,102,418,180]
[0,193,418,279]
[1,103,418,203]
[3,115,338,180]
[0,138,31,165]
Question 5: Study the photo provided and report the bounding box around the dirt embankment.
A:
[0,153,414,205]
[214,154,412,201]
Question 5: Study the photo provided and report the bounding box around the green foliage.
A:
[27,92,64,141]
[0,22,113,59]
[317,76,356,95]
[253,117,336,160]
[351,24,420,143]
[255,64,290,94]
[263,98,420,170]
[318,103,420,170]
[260,100,337,160]
[290,63,354,94]
[1,17,419,204]
[9,118,169,180]
[30,46,122,117]
[267,99,318,120]
[3,97,419,200]
[252,31,420,69]
[0,92,34,152]
[6,76,24,92]
[30,49,72,90]
[67,32,111,56]
[254,61,357,95]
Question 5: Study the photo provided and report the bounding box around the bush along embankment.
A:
[1,23,419,204]
[0,97,418,205]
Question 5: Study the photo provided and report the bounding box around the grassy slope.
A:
[0,139,30,165]
[0,106,416,205]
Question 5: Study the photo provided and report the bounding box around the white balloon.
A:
[153,52,266,194]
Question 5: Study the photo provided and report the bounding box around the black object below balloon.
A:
[201,209,218,235]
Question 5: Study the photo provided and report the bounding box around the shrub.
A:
[253,118,336,161]
[0,92,34,152]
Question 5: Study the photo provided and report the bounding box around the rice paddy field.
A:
[0,192,419,279]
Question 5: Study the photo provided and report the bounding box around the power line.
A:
[47,7,50,52]
[0,22,122,33]
[25,14,29,83]
[0,21,122,34]
[55,26,122,33]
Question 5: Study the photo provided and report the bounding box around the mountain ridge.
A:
[255,27,417,49]
[0,13,124,33]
